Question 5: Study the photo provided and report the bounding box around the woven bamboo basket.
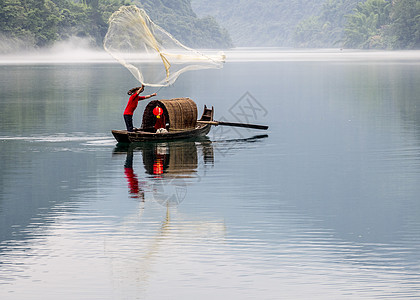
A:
[141,98,198,131]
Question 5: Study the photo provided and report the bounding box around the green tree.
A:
[0,0,61,47]
[0,0,28,37]
[343,0,391,49]
[26,0,61,46]
[388,0,420,49]
[293,0,361,47]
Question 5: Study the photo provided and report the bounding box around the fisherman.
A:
[124,85,157,132]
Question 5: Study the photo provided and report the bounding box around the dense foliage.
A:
[389,0,420,49]
[356,0,418,49]
[342,0,392,48]
[0,0,232,53]
[341,0,420,49]
[192,0,323,47]
[0,0,123,51]
[1,0,418,51]
[193,0,420,49]
[293,0,363,47]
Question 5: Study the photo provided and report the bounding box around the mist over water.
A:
[2,44,420,65]
[0,38,112,64]
[1,48,420,299]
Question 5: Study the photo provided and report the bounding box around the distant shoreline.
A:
[1,48,420,65]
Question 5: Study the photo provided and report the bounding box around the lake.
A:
[1,49,420,299]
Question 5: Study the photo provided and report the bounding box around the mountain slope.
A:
[133,0,232,48]
[0,0,232,53]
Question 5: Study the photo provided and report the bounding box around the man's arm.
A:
[141,93,157,100]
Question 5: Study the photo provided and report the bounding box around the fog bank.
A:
[1,44,420,65]
[0,37,113,64]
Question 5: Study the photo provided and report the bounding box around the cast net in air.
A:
[103,5,225,87]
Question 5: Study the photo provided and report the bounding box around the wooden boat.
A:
[112,98,214,143]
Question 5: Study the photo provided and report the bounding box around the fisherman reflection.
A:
[124,147,145,200]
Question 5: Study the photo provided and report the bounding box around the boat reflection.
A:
[113,135,268,205]
[115,138,214,176]
[113,138,214,204]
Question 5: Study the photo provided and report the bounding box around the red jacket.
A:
[124,94,146,115]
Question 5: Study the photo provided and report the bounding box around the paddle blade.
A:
[197,120,268,130]
[218,121,268,130]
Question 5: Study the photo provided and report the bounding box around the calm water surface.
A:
[1,49,420,299]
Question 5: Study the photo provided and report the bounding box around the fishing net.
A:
[103,5,225,87]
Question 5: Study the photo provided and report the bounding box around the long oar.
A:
[197,120,268,130]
